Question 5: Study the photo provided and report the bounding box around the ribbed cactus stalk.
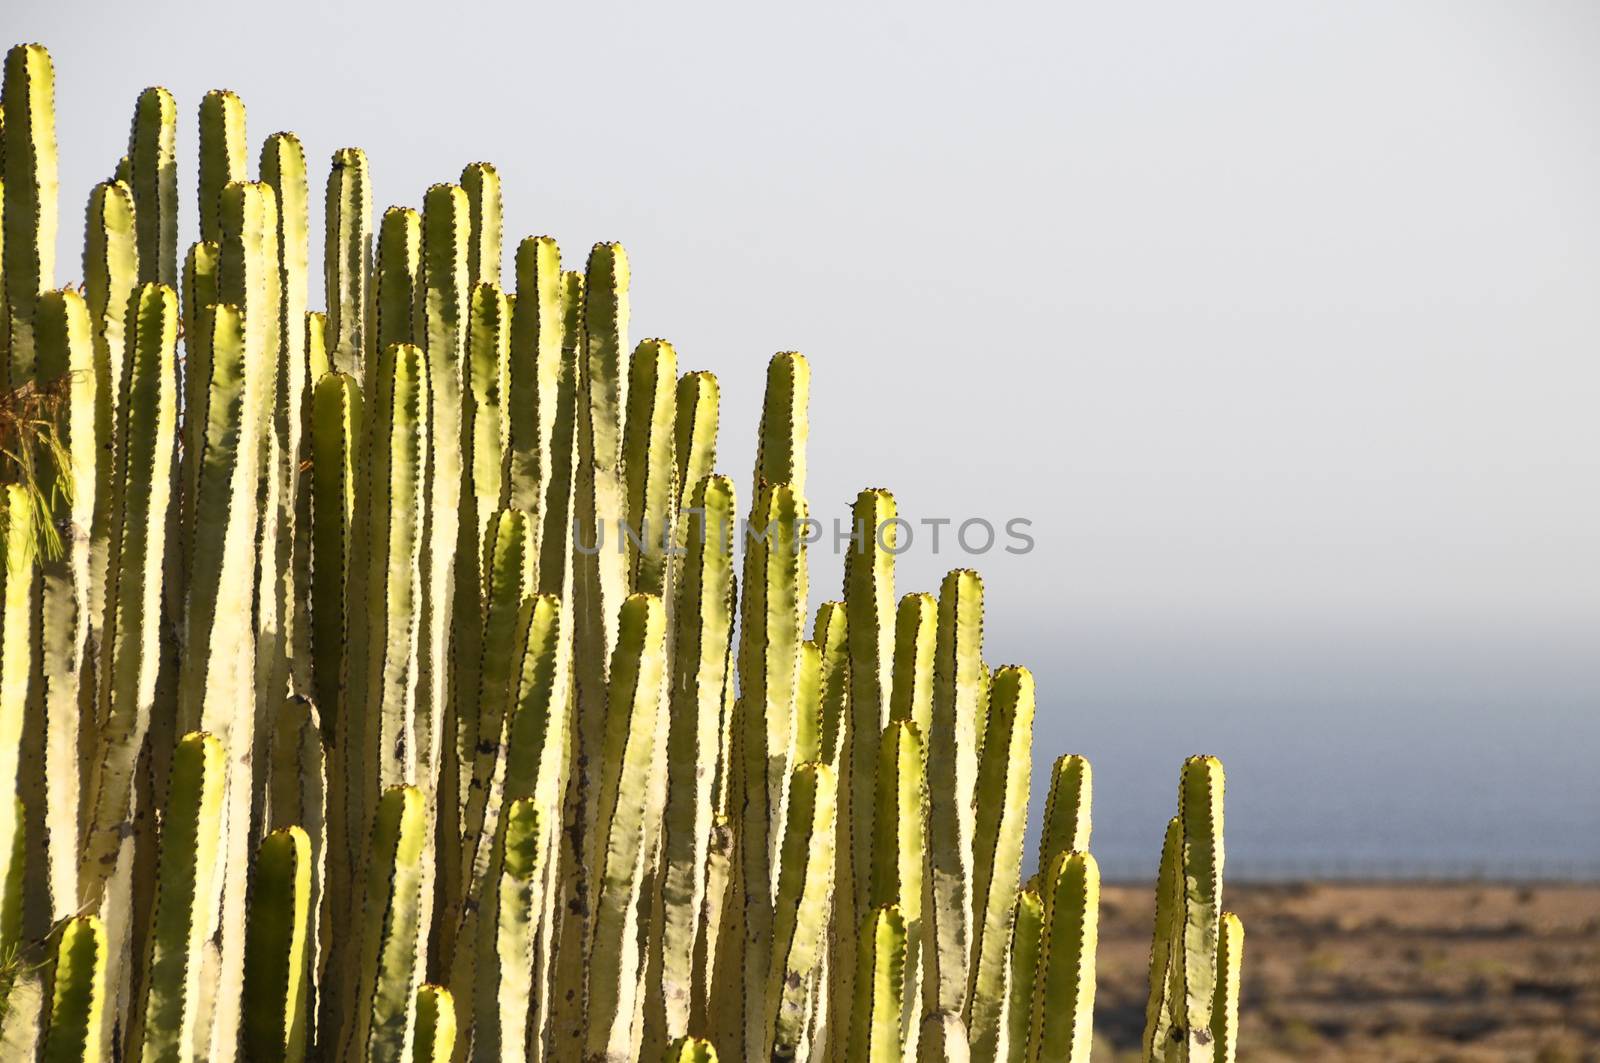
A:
[244,826,314,1063]
[850,904,909,1062]
[34,290,93,923]
[765,761,836,1060]
[966,667,1036,1062]
[79,282,177,1021]
[3,44,58,385]
[506,235,562,516]
[651,474,735,1047]
[1038,755,1092,874]
[1140,757,1242,1062]
[0,45,1245,1063]
[345,785,427,1062]
[0,486,38,957]
[82,179,136,648]
[585,593,667,1062]
[461,162,500,290]
[889,593,936,739]
[44,915,107,1063]
[412,985,456,1063]
[923,570,985,1047]
[197,90,246,245]
[127,86,176,288]
[620,338,676,596]
[139,731,226,1063]
[1212,913,1243,1063]
[1026,852,1099,1063]
[1002,886,1043,1063]
[325,148,370,379]
[486,798,540,1063]
[733,480,806,1060]
[871,720,926,1057]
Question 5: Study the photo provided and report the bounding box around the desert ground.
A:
[1093,882,1600,1062]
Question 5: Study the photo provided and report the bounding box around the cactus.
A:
[243,826,314,1063]
[1026,851,1099,1063]
[966,667,1035,1062]
[139,731,226,1063]
[127,86,176,287]
[651,474,735,1046]
[345,785,427,1062]
[849,904,909,1062]
[1139,758,1242,1063]
[44,915,107,1063]
[325,148,370,379]
[412,984,456,1063]
[0,44,1244,1063]
[3,43,59,385]
[1002,886,1043,1063]
[586,593,667,1062]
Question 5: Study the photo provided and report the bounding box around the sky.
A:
[15,0,1600,877]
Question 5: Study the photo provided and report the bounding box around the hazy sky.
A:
[17,1,1600,874]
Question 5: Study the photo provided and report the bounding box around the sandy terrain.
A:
[1093,882,1600,1062]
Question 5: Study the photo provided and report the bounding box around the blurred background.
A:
[18,2,1600,1057]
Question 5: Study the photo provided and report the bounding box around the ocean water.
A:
[1019,626,1600,883]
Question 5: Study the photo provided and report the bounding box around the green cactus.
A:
[967,667,1036,1062]
[196,89,246,245]
[79,283,177,1021]
[1140,817,1182,1060]
[373,206,421,356]
[1140,758,1241,1063]
[345,785,427,1062]
[486,798,540,1063]
[924,570,985,1036]
[82,180,136,646]
[0,488,37,957]
[733,480,806,1059]
[765,761,837,1060]
[34,289,93,923]
[1038,755,1092,876]
[664,1036,718,1063]
[44,915,106,1063]
[309,371,362,730]
[1003,886,1043,1063]
[1027,851,1099,1063]
[1174,756,1225,1059]
[3,44,59,385]
[139,731,226,1063]
[504,235,560,517]
[244,826,314,1063]
[262,131,313,693]
[127,86,176,287]
[1212,912,1243,1063]
[887,592,935,739]
[461,162,501,290]
[325,148,370,379]
[849,904,908,1063]
[586,593,667,1062]
[451,507,532,924]
[412,984,456,1063]
[0,46,1248,1063]
[652,474,735,1045]
[620,337,677,596]
[870,719,926,1057]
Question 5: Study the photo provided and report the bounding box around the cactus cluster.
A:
[0,43,1242,1063]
